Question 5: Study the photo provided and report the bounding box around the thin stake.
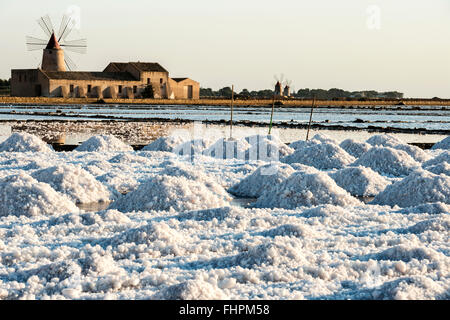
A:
[230,85,234,139]
[306,96,316,141]
[268,94,275,135]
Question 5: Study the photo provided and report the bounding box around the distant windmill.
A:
[273,74,285,97]
[26,14,87,71]
[283,80,292,97]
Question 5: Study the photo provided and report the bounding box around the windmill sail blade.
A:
[58,14,76,42]
[58,14,70,41]
[37,15,55,37]
[61,38,87,54]
[64,54,77,71]
[26,36,48,51]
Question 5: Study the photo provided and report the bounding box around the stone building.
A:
[11,34,200,99]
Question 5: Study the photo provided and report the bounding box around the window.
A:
[118,85,122,94]
[18,74,22,82]
[133,86,137,93]
[70,85,74,93]
[160,78,163,84]
[87,85,92,93]
[147,78,151,84]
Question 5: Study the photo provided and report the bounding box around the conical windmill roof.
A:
[46,33,61,50]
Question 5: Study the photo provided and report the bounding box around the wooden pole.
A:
[268,94,275,135]
[306,96,316,141]
[230,85,234,139]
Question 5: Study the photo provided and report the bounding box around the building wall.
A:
[11,69,45,97]
[47,79,143,98]
[11,65,199,99]
[169,78,200,99]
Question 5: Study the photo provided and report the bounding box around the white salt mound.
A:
[352,147,420,177]
[245,139,294,161]
[245,134,282,145]
[329,166,390,196]
[172,139,212,156]
[229,163,295,198]
[422,151,450,168]
[288,139,320,151]
[393,144,431,163]
[311,133,339,145]
[371,170,450,207]
[399,202,450,215]
[289,163,320,173]
[154,280,228,300]
[0,172,78,217]
[75,135,133,152]
[160,161,229,198]
[431,136,450,150]
[0,133,53,153]
[366,134,404,147]
[109,175,231,213]
[254,171,361,209]
[282,142,356,170]
[340,139,372,158]
[203,138,250,159]
[425,162,450,176]
[31,164,111,204]
[142,135,186,152]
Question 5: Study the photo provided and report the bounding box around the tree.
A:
[141,84,154,99]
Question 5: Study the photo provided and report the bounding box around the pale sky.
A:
[1,0,449,98]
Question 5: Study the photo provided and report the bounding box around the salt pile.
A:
[371,170,450,207]
[229,163,295,198]
[0,133,53,153]
[75,135,133,152]
[288,139,320,151]
[281,142,356,170]
[329,166,390,196]
[431,136,450,150]
[254,171,361,209]
[160,161,229,198]
[366,134,404,147]
[245,134,282,145]
[0,172,78,217]
[339,139,372,158]
[245,139,294,161]
[109,175,231,213]
[142,135,186,152]
[172,139,212,156]
[393,144,431,163]
[203,138,250,159]
[422,151,450,168]
[425,162,450,176]
[153,280,228,300]
[243,135,294,160]
[311,133,339,145]
[352,147,420,177]
[31,164,111,204]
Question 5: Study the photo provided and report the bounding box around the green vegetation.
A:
[200,86,404,100]
[0,79,10,96]
[141,84,154,99]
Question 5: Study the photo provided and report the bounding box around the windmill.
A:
[26,14,87,71]
[273,73,285,97]
[283,79,292,97]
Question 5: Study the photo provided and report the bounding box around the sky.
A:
[0,0,449,98]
